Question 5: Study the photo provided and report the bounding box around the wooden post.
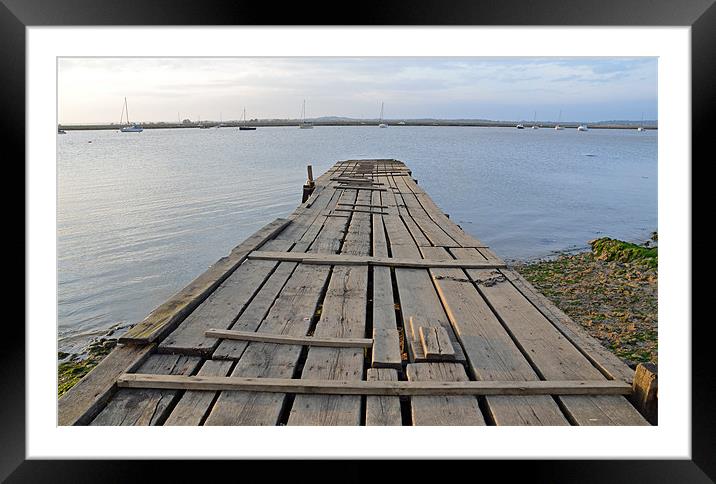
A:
[307,165,314,184]
[630,363,658,424]
[302,164,315,203]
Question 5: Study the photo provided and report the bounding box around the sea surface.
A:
[58,126,657,353]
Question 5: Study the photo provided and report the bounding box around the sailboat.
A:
[555,110,564,130]
[378,102,388,128]
[299,100,313,129]
[577,124,589,131]
[239,108,256,130]
[637,112,645,131]
[531,111,539,129]
[198,115,211,129]
[119,97,143,132]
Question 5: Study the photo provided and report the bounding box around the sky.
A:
[58,57,658,124]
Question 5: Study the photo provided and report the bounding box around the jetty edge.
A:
[59,159,654,426]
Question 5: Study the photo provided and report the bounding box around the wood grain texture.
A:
[204,188,356,425]
[407,363,485,425]
[206,329,373,348]
[91,354,201,426]
[288,189,372,426]
[365,369,402,425]
[419,326,456,360]
[420,246,568,425]
[118,373,632,396]
[163,359,233,426]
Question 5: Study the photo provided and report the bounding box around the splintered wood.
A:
[67,159,647,426]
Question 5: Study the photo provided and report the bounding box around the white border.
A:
[28,27,690,459]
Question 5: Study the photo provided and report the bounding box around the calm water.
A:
[58,126,657,353]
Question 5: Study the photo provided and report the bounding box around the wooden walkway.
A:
[59,159,648,426]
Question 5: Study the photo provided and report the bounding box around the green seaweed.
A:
[590,237,657,269]
[57,338,117,398]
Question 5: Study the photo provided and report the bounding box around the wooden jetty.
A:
[59,159,651,426]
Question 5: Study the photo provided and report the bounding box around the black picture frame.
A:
[6,0,711,481]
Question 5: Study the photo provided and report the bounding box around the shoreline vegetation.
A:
[57,233,658,398]
[58,119,658,131]
[514,233,658,367]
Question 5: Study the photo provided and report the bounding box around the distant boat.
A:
[239,108,256,130]
[555,110,564,130]
[378,102,388,128]
[299,100,313,129]
[637,112,645,131]
[516,124,525,129]
[197,115,212,129]
[531,111,539,129]
[577,125,588,131]
[118,97,143,132]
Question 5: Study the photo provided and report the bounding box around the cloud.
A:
[58,57,657,123]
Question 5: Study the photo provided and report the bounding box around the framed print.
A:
[7,0,713,481]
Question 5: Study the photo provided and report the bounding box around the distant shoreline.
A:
[58,121,658,131]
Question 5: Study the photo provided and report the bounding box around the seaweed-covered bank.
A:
[514,234,658,366]
[57,234,658,397]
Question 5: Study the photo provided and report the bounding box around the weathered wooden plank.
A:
[372,328,402,369]
[204,190,358,425]
[118,374,633,396]
[384,177,432,248]
[338,203,390,209]
[381,211,465,363]
[334,207,390,215]
[451,247,648,426]
[391,176,458,247]
[335,185,387,191]
[163,359,233,426]
[332,178,384,185]
[630,363,658,425]
[203,266,331,425]
[205,328,373,348]
[418,325,456,360]
[407,363,485,425]
[370,191,401,368]
[420,246,569,425]
[365,369,402,426]
[247,251,506,269]
[91,354,201,426]
[288,191,372,426]
[58,343,155,426]
[211,259,299,360]
[285,265,368,425]
[119,218,291,344]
